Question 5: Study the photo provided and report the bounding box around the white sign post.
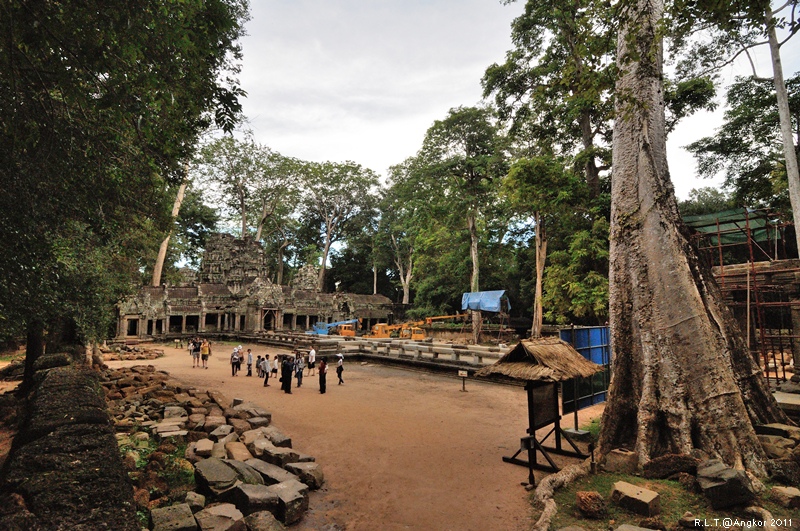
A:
[458,370,468,392]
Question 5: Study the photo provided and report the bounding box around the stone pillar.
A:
[292,314,297,331]
[181,315,186,334]
[791,299,800,368]
[199,312,205,332]
[234,313,239,331]
[217,313,221,331]
[305,315,310,330]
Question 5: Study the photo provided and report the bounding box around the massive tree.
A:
[599,0,787,476]
[0,0,248,378]
[298,161,380,292]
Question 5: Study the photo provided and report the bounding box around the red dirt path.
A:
[109,343,603,530]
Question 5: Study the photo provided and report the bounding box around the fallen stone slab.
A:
[771,485,800,508]
[195,439,215,458]
[243,511,286,531]
[768,458,800,485]
[157,429,189,441]
[210,424,235,442]
[220,484,280,516]
[252,441,299,467]
[241,429,267,447]
[211,442,227,459]
[186,491,207,513]
[194,457,241,496]
[150,503,197,531]
[187,413,207,431]
[245,459,299,486]
[194,503,246,531]
[248,416,271,429]
[284,462,324,490]
[696,459,755,509]
[164,406,189,419]
[610,481,660,517]
[204,415,228,434]
[266,479,309,525]
[226,441,254,462]
[222,459,264,486]
[261,426,291,448]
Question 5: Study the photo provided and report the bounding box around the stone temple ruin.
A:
[116,233,393,340]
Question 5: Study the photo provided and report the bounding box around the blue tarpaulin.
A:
[461,290,509,313]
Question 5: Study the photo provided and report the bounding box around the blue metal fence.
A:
[560,326,611,414]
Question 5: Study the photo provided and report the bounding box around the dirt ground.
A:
[108,342,604,531]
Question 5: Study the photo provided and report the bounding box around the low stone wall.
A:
[0,355,138,530]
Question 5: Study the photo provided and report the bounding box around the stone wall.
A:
[0,358,138,530]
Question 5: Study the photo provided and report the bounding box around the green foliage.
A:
[678,187,738,217]
[0,0,249,344]
[686,75,800,212]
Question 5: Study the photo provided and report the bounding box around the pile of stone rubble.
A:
[103,344,164,361]
[103,365,322,530]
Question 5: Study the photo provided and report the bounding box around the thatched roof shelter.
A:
[476,337,602,382]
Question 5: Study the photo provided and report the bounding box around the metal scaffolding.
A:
[685,208,796,388]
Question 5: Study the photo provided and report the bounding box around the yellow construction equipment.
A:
[366,313,469,340]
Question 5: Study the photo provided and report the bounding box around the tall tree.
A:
[482,0,617,198]
[599,0,786,479]
[0,0,248,382]
[503,156,587,337]
[298,161,380,292]
[418,106,507,343]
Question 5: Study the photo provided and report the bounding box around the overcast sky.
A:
[237,1,799,200]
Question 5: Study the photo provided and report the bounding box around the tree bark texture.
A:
[392,234,413,305]
[531,212,547,338]
[151,180,187,287]
[22,320,44,394]
[766,8,800,254]
[599,0,787,477]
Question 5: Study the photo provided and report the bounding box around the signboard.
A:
[458,370,468,377]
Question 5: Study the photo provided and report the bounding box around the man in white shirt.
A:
[307,347,316,376]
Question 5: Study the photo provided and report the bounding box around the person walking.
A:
[261,355,271,387]
[190,338,200,368]
[336,353,344,385]
[256,355,263,378]
[318,357,327,394]
[230,347,240,376]
[294,352,305,388]
[281,355,293,394]
[246,348,253,376]
[307,347,316,376]
[200,339,211,369]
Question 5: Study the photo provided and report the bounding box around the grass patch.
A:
[545,472,799,531]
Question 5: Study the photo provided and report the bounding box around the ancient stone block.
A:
[261,426,291,448]
[771,485,800,508]
[757,423,800,443]
[186,491,206,513]
[603,449,638,474]
[194,439,215,458]
[241,429,266,447]
[194,458,241,496]
[228,418,251,436]
[225,441,254,462]
[210,424,235,442]
[248,417,271,429]
[266,479,309,525]
[243,511,286,531]
[204,415,227,434]
[222,459,264,486]
[222,484,279,516]
[150,503,197,531]
[696,459,755,509]
[610,481,660,517]
[284,462,324,490]
[194,503,246,531]
[245,459,299,486]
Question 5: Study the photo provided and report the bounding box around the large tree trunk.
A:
[21,320,44,395]
[599,0,787,476]
[531,212,547,338]
[766,8,800,254]
[151,180,187,286]
[468,212,482,344]
[318,231,333,292]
